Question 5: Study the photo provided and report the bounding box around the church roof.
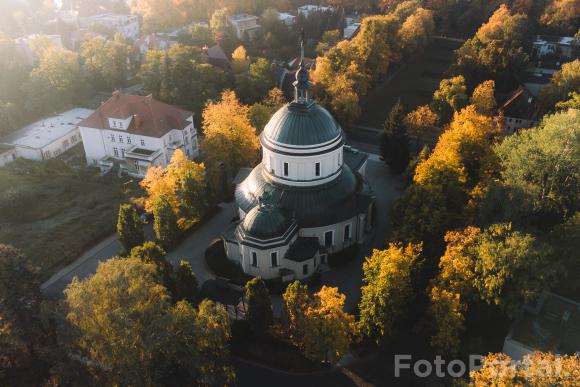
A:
[236,164,374,228]
[286,237,319,262]
[241,204,292,239]
[262,102,342,147]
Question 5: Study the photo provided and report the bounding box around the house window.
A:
[140,139,145,146]
[251,251,258,267]
[303,264,308,275]
[324,230,333,247]
[134,160,140,171]
[118,135,123,143]
[110,134,115,142]
[121,149,125,158]
[127,136,131,144]
[113,147,119,157]
[283,162,289,176]
[344,224,351,241]
[271,252,278,267]
[315,162,320,177]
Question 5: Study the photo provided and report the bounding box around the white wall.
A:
[263,146,343,186]
[299,215,359,254]
[240,240,293,280]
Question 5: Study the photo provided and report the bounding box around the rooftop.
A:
[229,14,259,22]
[1,108,93,150]
[286,237,319,262]
[534,35,576,46]
[509,292,580,355]
[79,92,193,138]
[498,86,545,121]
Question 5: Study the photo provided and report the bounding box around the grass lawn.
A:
[357,37,464,128]
[0,158,129,280]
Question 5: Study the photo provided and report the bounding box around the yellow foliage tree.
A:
[302,286,357,364]
[405,104,440,145]
[231,46,250,74]
[429,286,466,356]
[140,149,207,229]
[201,90,260,182]
[470,80,496,116]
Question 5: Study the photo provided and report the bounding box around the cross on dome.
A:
[293,29,313,105]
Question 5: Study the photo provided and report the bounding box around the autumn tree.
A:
[380,100,410,174]
[201,90,260,182]
[132,0,204,32]
[469,352,580,386]
[358,243,421,343]
[316,29,341,55]
[65,257,234,385]
[231,45,250,74]
[282,280,309,346]
[141,149,208,229]
[244,277,273,334]
[454,5,530,84]
[470,80,496,116]
[405,104,439,146]
[429,286,466,355]
[174,260,199,305]
[398,7,435,56]
[540,0,580,34]
[431,75,468,123]
[116,204,144,254]
[541,59,580,108]
[303,286,356,364]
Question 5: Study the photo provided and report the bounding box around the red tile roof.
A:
[80,92,193,138]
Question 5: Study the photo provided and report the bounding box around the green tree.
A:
[431,75,468,123]
[21,47,86,115]
[129,241,175,295]
[429,286,466,355]
[0,245,55,371]
[116,204,144,254]
[244,277,273,334]
[493,109,579,224]
[380,100,410,173]
[80,34,132,90]
[152,194,180,249]
[174,260,199,305]
[541,59,580,108]
[358,243,421,343]
[235,57,276,104]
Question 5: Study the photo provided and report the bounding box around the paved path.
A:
[41,202,237,298]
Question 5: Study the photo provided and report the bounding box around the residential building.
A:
[79,13,140,40]
[135,33,176,58]
[0,108,92,163]
[503,292,580,361]
[277,12,296,26]
[222,42,375,281]
[203,44,231,70]
[78,92,199,177]
[498,86,544,134]
[532,35,577,60]
[228,14,261,40]
[297,4,334,18]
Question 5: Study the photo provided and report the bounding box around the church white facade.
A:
[222,41,375,282]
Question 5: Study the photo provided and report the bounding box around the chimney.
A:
[112,90,120,99]
[134,114,141,128]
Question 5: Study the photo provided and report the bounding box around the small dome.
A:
[242,205,292,239]
[262,103,342,147]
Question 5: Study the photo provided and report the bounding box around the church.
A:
[222,40,375,282]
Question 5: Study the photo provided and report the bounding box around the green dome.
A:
[242,205,292,239]
[262,103,342,147]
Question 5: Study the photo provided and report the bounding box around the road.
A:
[41,202,237,298]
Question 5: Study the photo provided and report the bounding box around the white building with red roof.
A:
[78,92,199,177]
